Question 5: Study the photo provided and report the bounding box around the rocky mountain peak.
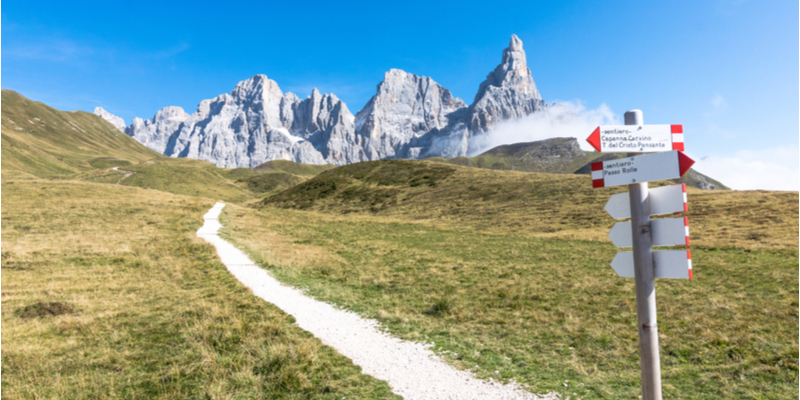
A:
[93,107,126,132]
[354,68,468,160]
[508,33,523,51]
[231,74,283,106]
[125,105,189,154]
[467,34,546,140]
[153,106,189,122]
[474,34,540,103]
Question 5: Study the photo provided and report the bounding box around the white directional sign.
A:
[604,184,687,219]
[611,250,693,279]
[608,217,690,248]
[591,151,695,188]
[586,124,684,153]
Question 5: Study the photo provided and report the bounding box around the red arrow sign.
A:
[586,124,684,153]
[587,127,601,152]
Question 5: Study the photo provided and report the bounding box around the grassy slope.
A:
[120,158,257,204]
[223,159,799,398]
[1,92,398,397]
[231,160,337,199]
[1,179,398,399]
[262,160,794,249]
[1,90,259,203]
[427,137,598,175]
[1,89,161,179]
[254,159,335,176]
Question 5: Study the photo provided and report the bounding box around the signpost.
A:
[611,250,693,279]
[585,110,697,400]
[608,217,690,248]
[604,184,687,220]
[586,124,684,153]
[590,151,695,188]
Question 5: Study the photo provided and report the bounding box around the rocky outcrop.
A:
[153,75,365,168]
[127,106,189,154]
[466,34,546,154]
[164,77,313,167]
[354,69,468,160]
[353,34,545,159]
[93,107,126,132]
[122,34,546,167]
[288,89,364,165]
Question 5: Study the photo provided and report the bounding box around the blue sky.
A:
[3,0,798,189]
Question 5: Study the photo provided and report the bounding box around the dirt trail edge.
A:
[197,203,557,400]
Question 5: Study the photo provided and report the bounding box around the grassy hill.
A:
[254,159,335,176]
[428,137,598,174]
[261,159,790,248]
[429,137,731,190]
[1,90,290,203]
[1,89,162,179]
[233,160,336,199]
[1,179,398,399]
[231,158,798,398]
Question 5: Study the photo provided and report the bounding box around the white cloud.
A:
[464,99,798,192]
[467,101,619,155]
[691,146,799,191]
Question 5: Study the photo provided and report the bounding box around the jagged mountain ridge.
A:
[96,34,545,168]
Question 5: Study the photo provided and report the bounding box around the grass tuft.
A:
[424,297,453,317]
[15,302,76,318]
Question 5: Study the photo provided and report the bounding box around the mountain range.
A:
[95,35,545,168]
[90,35,727,190]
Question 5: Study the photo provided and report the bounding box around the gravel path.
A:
[110,166,136,185]
[197,202,557,400]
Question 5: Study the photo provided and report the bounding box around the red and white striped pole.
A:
[625,109,663,400]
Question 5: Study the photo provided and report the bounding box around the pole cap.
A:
[624,110,643,126]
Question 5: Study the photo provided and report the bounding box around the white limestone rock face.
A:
[93,107,126,132]
[126,106,190,154]
[355,69,468,160]
[466,34,546,154]
[157,75,361,167]
[288,89,365,165]
[352,35,545,159]
[123,34,546,167]
[166,77,311,168]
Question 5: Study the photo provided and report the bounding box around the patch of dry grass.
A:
[263,160,798,250]
[1,179,398,399]
[224,203,798,398]
[225,160,798,398]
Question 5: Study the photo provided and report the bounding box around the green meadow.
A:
[223,161,798,399]
[2,89,797,399]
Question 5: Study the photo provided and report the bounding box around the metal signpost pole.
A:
[625,109,663,400]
